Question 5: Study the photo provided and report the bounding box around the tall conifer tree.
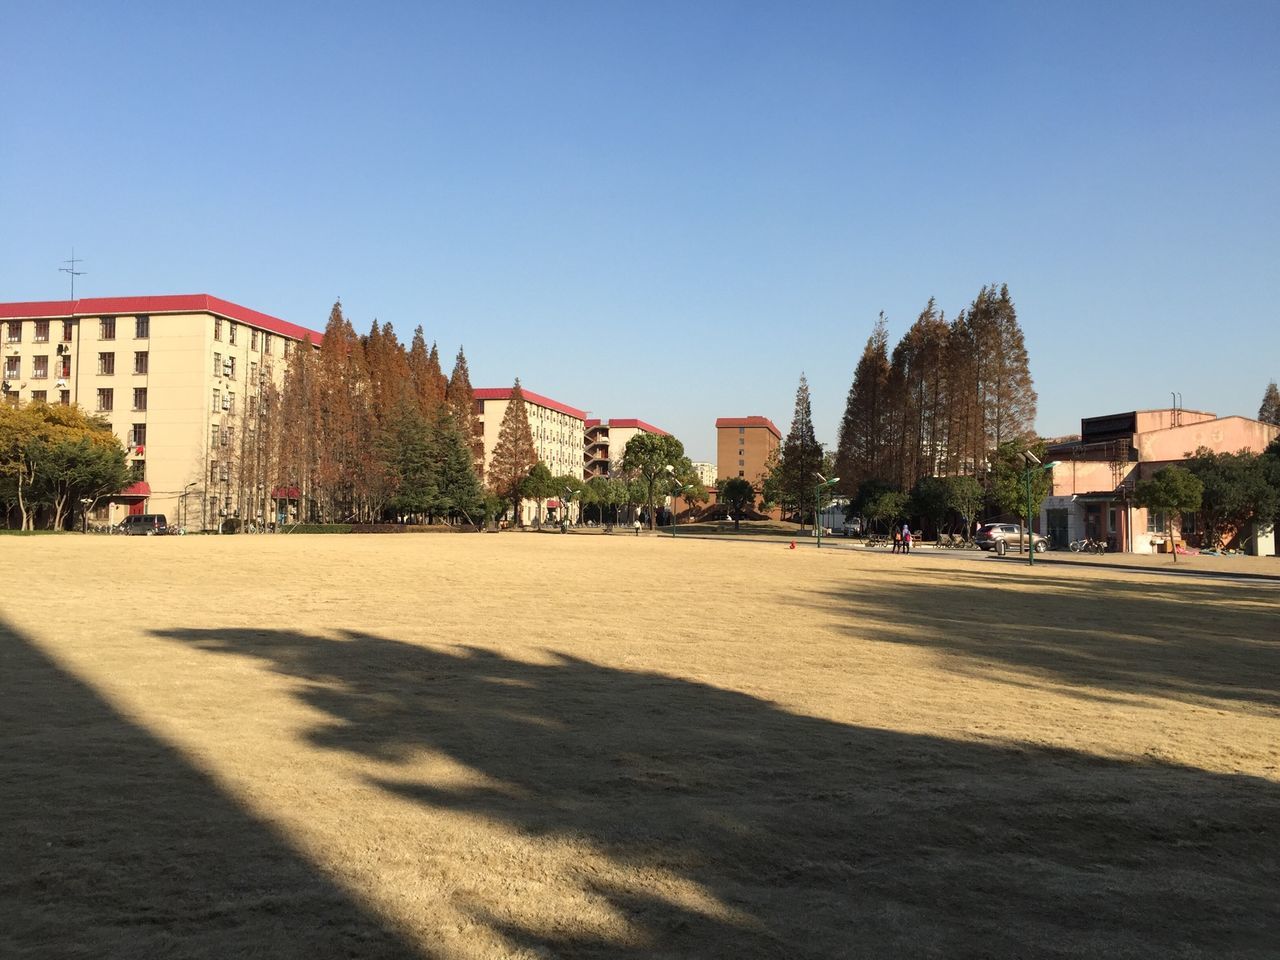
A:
[775,373,824,522]
[488,379,538,522]
[1259,381,1280,425]
[834,316,891,493]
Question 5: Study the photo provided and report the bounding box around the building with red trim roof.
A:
[1,295,321,530]
[583,417,669,480]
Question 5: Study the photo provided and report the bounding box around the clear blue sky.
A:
[3,2,1276,461]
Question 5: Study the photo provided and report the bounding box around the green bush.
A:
[284,524,353,534]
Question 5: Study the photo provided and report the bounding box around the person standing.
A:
[892,526,902,554]
[902,523,912,555]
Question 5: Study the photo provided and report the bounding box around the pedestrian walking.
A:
[892,527,902,554]
[902,523,912,555]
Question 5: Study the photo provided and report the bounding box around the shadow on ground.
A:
[146,623,1280,959]
[0,617,422,960]
[808,564,1280,711]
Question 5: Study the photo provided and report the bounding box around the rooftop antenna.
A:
[59,248,85,301]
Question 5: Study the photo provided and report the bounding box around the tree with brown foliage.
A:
[446,347,482,477]
[487,379,537,523]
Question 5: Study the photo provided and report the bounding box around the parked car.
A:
[116,513,169,536]
[974,521,1049,553]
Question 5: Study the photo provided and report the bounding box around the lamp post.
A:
[814,473,840,548]
[79,497,93,534]
[561,486,578,533]
[181,481,196,534]
[1021,452,1060,566]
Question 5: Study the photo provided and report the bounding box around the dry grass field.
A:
[2,533,1278,959]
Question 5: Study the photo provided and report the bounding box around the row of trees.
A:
[267,303,485,523]
[0,403,130,530]
[762,284,1042,532]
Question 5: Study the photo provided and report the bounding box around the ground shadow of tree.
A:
[0,617,423,960]
[807,564,1280,711]
[153,625,1280,959]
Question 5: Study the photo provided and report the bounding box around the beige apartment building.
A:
[0,295,320,530]
[474,386,586,525]
[583,418,669,479]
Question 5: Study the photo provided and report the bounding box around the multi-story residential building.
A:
[582,418,668,479]
[0,295,320,530]
[474,386,587,524]
[1043,406,1279,552]
[716,416,781,485]
[691,461,717,488]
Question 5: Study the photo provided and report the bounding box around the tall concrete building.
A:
[0,295,319,529]
[716,416,781,487]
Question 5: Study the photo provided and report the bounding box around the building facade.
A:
[582,418,668,479]
[474,386,587,525]
[1043,407,1279,552]
[715,416,781,485]
[0,295,320,530]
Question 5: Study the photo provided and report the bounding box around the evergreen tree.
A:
[1259,381,1280,426]
[834,317,891,495]
[434,411,485,523]
[488,379,537,522]
[446,347,482,478]
[775,373,824,524]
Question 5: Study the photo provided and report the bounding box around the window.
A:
[223,426,234,447]
[228,322,237,345]
[3,391,17,407]
[211,424,220,448]
[97,388,113,412]
[211,462,219,483]
[3,355,18,378]
[264,333,273,355]
[226,390,235,412]
[283,340,292,357]
[98,352,115,376]
[212,389,221,412]
[214,318,223,341]
[133,388,147,411]
[131,460,146,481]
[738,459,745,467]
[62,320,75,342]
[227,356,236,379]
[738,470,745,477]
[59,389,70,405]
[213,352,222,376]
[32,356,48,379]
[5,321,20,343]
[251,329,259,350]
[59,356,71,378]
[738,448,744,456]
[135,315,150,338]
[130,423,147,447]
[134,351,148,375]
[100,317,116,340]
[34,320,49,343]
[250,361,258,384]
[31,390,46,403]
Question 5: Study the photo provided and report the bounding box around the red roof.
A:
[716,416,781,440]
[0,295,322,345]
[474,387,587,420]
[117,481,151,498]
[272,486,301,499]
[607,418,668,435]
[584,418,602,429]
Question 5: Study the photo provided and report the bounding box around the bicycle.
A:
[1069,537,1107,554]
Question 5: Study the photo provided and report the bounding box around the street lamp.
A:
[814,473,840,549]
[181,481,197,534]
[79,497,93,534]
[1021,452,1060,566]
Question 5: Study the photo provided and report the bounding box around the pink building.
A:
[1043,407,1279,552]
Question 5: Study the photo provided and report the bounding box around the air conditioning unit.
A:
[221,396,231,410]
[56,379,67,388]
[56,344,67,355]
[223,361,233,376]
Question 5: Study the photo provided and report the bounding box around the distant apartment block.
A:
[0,294,319,529]
[475,386,586,524]
[691,461,717,488]
[583,418,668,479]
[716,416,781,486]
